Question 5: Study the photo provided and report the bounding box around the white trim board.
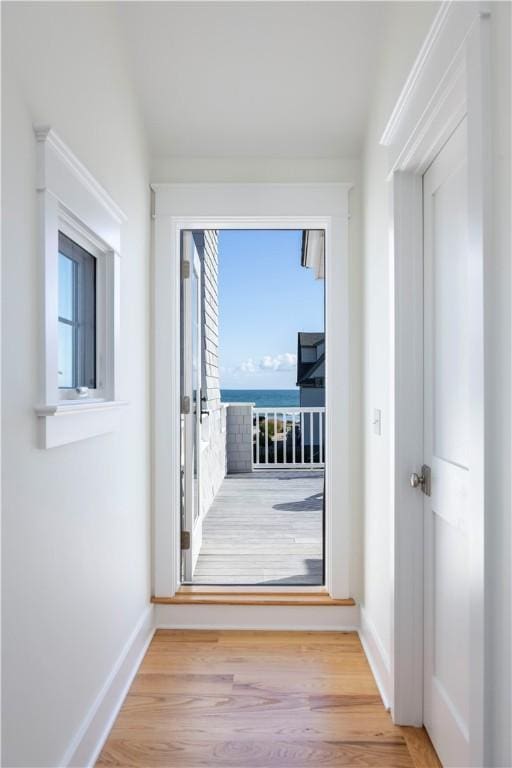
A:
[380,2,480,175]
[62,605,154,768]
[154,603,360,631]
[359,608,392,711]
[152,183,354,602]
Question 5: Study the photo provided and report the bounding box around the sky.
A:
[218,230,324,390]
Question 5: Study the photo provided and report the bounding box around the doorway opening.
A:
[180,229,326,586]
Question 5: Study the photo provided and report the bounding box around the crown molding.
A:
[380,2,453,147]
[35,126,127,224]
[380,1,487,175]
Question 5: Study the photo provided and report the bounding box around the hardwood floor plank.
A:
[109,711,402,741]
[97,631,440,768]
[98,738,413,767]
[400,726,443,767]
[130,673,234,695]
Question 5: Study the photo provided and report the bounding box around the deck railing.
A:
[253,407,325,468]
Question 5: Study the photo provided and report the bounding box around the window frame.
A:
[34,126,127,448]
[58,228,98,395]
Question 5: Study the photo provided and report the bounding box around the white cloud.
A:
[259,353,297,372]
[234,353,297,376]
[236,358,257,374]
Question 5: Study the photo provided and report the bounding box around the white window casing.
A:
[34,126,127,448]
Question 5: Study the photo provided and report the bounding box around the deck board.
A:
[193,470,324,585]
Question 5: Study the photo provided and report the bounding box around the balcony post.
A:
[225,403,254,474]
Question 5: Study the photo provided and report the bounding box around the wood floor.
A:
[193,470,324,585]
[97,630,441,767]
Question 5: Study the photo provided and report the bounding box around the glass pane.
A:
[58,252,74,321]
[58,321,74,388]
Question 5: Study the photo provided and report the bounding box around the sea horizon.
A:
[221,388,299,408]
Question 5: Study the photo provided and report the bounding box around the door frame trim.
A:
[382,3,491,764]
[151,184,353,600]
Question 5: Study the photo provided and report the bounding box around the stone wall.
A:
[226,404,254,473]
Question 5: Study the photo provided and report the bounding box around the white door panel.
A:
[423,118,474,767]
[182,232,203,582]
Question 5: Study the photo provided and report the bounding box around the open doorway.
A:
[180,229,325,586]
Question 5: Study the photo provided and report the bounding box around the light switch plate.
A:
[373,408,382,436]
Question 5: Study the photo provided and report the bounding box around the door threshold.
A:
[152,588,355,607]
[179,585,328,594]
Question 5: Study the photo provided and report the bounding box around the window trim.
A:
[34,126,128,448]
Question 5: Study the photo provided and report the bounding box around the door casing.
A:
[384,4,491,766]
[152,184,354,600]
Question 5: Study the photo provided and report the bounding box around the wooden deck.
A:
[193,470,324,586]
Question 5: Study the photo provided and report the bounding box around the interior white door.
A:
[423,117,480,767]
[182,232,203,582]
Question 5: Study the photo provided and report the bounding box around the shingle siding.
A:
[195,230,226,519]
[226,404,254,473]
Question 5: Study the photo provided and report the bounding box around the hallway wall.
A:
[1,3,151,766]
[360,0,440,699]
[362,6,512,765]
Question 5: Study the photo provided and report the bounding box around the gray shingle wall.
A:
[197,230,226,516]
[202,230,220,411]
[226,404,254,473]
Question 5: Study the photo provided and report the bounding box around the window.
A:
[35,126,127,448]
[58,232,96,391]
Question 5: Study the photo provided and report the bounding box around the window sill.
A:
[34,400,128,449]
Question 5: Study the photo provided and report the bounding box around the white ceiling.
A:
[117,1,389,158]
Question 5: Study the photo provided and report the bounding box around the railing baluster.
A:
[300,411,304,464]
[319,410,323,464]
[310,411,314,465]
[274,411,277,464]
[265,411,269,464]
[256,411,260,465]
[292,412,296,465]
[283,412,287,465]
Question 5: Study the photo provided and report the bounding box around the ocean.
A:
[221,389,300,408]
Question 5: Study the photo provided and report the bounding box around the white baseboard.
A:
[358,606,392,710]
[154,603,360,631]
[62,604,155,768]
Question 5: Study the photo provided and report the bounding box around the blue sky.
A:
[218,230,324,390]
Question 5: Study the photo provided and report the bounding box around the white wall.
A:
[362,8,512,764]
[360,1,440,697]
[150,155,360,184]
[484,4,511,764]
[1,4,151,766]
